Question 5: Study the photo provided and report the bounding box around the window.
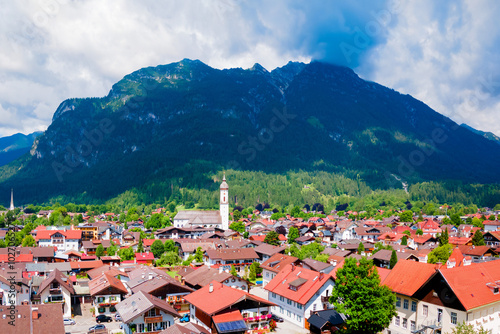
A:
[297,315,301,322]
[402,318,407,329]
[395,316,400,326]
[287,299,292,305]
[109,306,116,312]
[403,299,409,310]
[396,297,401,307]
[272,293,276,298]
[438,308,443,323]
[110,296,116,301]
[287,310,291,317]
[423,305,428,316]
[280,296,284,302]
[411,300,417,312]
[97,297,105,303]
[297,304,302,310]
[98,307,105,313]
[313,304,317,311]
[266,272,269,277]
[451,312,457,325]
[411,320,416,331]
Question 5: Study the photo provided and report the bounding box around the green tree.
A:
[249,265,256,281]
[472,217,484,229]
[163,239,177,253]
[290,206,301,217]
[95,244,105,259]
[450,213,462,226]
[287,226,299,244]
[427,244,453,264]
[439,228,449,246]
[449,321,491,334]
[416,229,423,235]
[315,253,329,263]
[264,230,280,246]
[21,235,36,247]
[401,235,408,246]
[471,230,485,246]
[156,251,181,266]
[194,246,204,262]
[230,264,238,276]
[372,242,393,254]
[389,250,398,269]
[232,210,242,221]
[330,257,396,334]
[402,230,411,236]
[357,242,364,255]
[151,240,165,258]
[399,210,413,222]
[137,238,144,253]
[229,221,245,233]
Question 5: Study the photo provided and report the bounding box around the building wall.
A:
[262,269,277,287]
[39,287,72,318]
[122,310,175,334]
[94,294,121,316]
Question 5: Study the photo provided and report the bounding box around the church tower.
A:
[220,173,229,230]
[9,189,14,211]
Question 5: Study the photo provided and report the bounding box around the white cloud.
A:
[0,0,499,137]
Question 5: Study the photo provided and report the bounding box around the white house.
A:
[89,273,128,317]
[36,229,82,252]
[37,268,74,318]
[260,254,300,287]
[264,263,335,328]
[0,274,30,305]
[115,291,180,334]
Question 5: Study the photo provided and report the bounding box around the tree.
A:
[164,239,177,253]
[230,264,238,276]
[401,235,408,246]
[95,244,105,259]
[315,253,329,263]
[151,240,165,258]
[427,244,453,264]
[416,229,423,235]
[449,321,491,334]
[399,210,413,222]
[229,221,245,233]
[264,230,280,246]
[156,251,181,267]
[472,217,484,228]
[21,235,36,247]
[290,206,301,217]
[194,246,204,263]
[137,238,144,253]
[390,250,398,269]
[357,242,364,255]
[118,247,135,261]
[330,257,396,334]
[439,228,449,246]
[287,226,299,244]
[472,230,486,246]
[232,210,242,221]
[450,213,462,226]
[249,265,256,281]
[402,230,411,236]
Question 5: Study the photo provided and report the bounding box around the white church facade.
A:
[173,174,229,230]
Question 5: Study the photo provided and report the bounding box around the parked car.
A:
[96,315,112,323]
[63,318,76,325]
[114,313,122,321]
[270,314,284,322]
[179,314,190,323]
[88,324,106,331]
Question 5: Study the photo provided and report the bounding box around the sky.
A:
[1,0,500,137]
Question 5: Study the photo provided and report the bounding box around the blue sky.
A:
[1,0,500,137]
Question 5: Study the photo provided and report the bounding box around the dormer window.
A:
[486,283,499,294]
[288,277,307,291]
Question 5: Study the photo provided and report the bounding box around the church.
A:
[173,174,229,230]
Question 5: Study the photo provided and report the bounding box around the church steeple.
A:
[9,189,14,211]
[220,173,229,230]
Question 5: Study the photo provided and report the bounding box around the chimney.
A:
[209,283,213,293]
[319,272,324,280]
[32,307,39,320]
[291,263,295,271]
[219,267,223,274]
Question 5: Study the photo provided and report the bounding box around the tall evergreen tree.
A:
[389,250,398,269]
[287,226,299,244]
[439,228,449,246]
[472,230,486,246]
[137,238,144,253]
[264,230,280,246]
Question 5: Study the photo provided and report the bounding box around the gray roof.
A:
[302,258,333,272]
[174,210,222,225]
[46,262,72,273]
[253,243,286,256]
[158,322,210,334]
[115,291,180,323]
[26,262,47,272]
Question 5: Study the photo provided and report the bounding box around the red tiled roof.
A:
[70,260,104,270]
[142,239,156,247]
[0,254,33,262]
[35,229,82,241]
[440,260,500,310]
[212,309,244,324]
[264,264,334,304]
[458,245,497,257]
[383,260,438,296]
[184,280,274,315]
[135,252,155,260]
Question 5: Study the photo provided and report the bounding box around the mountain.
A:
[460,123,500,145]
[0,131,42,167]
[1,59,500,206]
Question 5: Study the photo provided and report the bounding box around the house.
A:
[36,229,82,252]
[445,247,472,268]
[264,263,336,328]
[0,247,55,263]
[0,274,30,305]
[204,248,259,272]
[81,239,112,255]
[483,220,500,232]
[37,268,75,318]
[457,244,498,260]
[115,291,180,334]
[122,230,141,245]
[159,322,211,334]
[301,258,334,274]
[69,260,104,273]
[74,224,99,241]
[307,309,346,334]
[0,304,65,334]
[354,226,391,242]
[155,226,221,240]
[383,259,500,334]
[483,231,500,247]
[370,249,419,268]
[294,235,316,245]
[418,219,442,237]
[175,239,217,261]
[182,265,248,291]
[136,252,155,265]
[184,280,275,333]
[252,243,287,262]
[89,273,128,317]
[127,266,194,315]
[260,254,300,287]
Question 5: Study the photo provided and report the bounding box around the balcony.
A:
[50,288,62,295]
[321,296,330,303]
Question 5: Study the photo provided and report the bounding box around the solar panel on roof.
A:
[215,320,247,333]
